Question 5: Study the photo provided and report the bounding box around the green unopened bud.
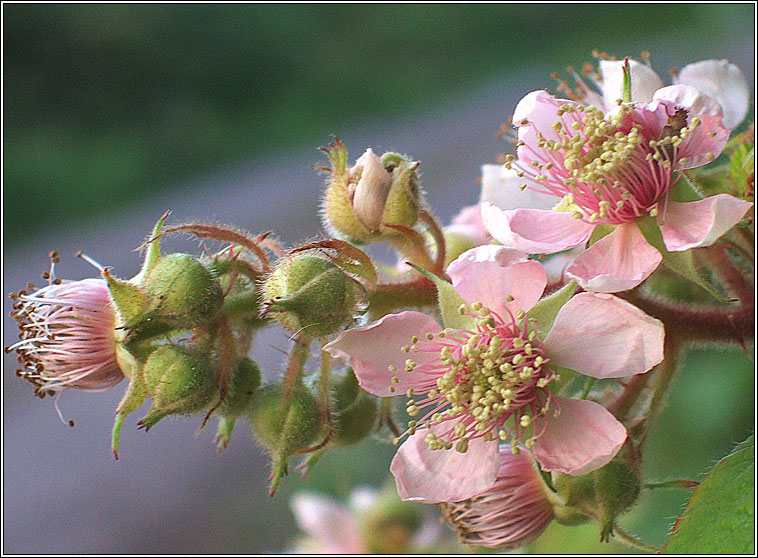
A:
[361,488,423,554]
[215,358,262,451]
[331,368,378,446]
[143,253,223,328]
[138,345,216,430]
[262,254,367,338]
[551,458,641,535]
[323,143,421,243]
[248,383,322,495]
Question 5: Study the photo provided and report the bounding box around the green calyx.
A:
[248,383,323,494]
[142,253,224,328]
[138,345,216,430]
[551,458,641,534]
[262,254,367,338]
[215,358,262,451]
[330,368,378,446]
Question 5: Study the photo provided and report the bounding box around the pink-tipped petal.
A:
[324,311,441,396]
[391,423,500,503]
[565,223,662,293]
[532,397,627,476]
[600,59,663,106]
[659,195,754,252]
[653,84,724,120]
[543,292,664,379]
[480,164,556,211]
[676,59,750,129]
[481,203,593,254]
[448,245,546,315]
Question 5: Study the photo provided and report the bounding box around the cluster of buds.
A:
[7,51,754,554]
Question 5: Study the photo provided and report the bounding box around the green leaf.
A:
[406,263,475,330]
[662,434,755,554]
[527,280,577,337]
[636,217,730,302]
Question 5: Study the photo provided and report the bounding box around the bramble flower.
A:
[8,277,123,397]
[482,85,752,292]
[290,487,452,554]
[290,492,368,554]
[443,204,493,266]
[441,445,557,549]
[587,58,750,130]
[326,246,664,502]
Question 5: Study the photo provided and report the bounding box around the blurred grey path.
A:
[3,46,754,553]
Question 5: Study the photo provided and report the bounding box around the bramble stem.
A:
[643,479,699,490]
[418,209,447,274]
[368,277,438,319]
[612,524,660,554]
[283,335,310,401]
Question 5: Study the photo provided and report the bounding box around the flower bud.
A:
[142,253,224,328]
[138,345,216,430]
[215,357,262,451]
[551,458,641,537]
[331,368,378,446]
[262,253,367,338]
[323,142,421,243]
[249,383,323,494]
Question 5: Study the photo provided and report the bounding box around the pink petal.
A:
[565,222,662,293]
[599,59,663,106]
[643,98,729,170]
[447,245,546,315]
[653,84,724,120]
[291,494,366,554]
[512,90,571,161]
[446,204,491,246]
[659,195,754,252]
[676,59,750,129]
[532,397,627,476]
[480,164,556,211]
[542,292,664,379]
[481,203,594,254]
[390,422,500,503]
[324,311,441,396]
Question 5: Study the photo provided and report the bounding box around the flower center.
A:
[394,303,559,454]
[507,103,704,225]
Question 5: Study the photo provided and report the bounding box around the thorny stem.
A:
[283,335,311,401]
[643,479,700,490]
[417,209,447,274]
[367,277,438,319]
[637,335,682,449]
[612,524,661,554]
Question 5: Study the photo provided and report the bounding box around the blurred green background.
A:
[3,3,754,242]
[3,3,754,554]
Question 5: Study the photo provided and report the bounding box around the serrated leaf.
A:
[662,435,754,554]
[405,262,475,330]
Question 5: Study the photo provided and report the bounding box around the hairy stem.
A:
[612,524,661,554]
[368,277,438,319]
[283,335,311,401]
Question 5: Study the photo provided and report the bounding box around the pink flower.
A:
[445,204,492,247]
[8,278,123,396]
[593,58,750,130]
[290,493,367,554]
[482,89,752,292]
[325,246,665,503]
[441,446,556,549]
